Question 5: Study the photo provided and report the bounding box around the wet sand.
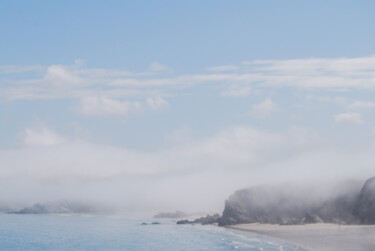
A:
[228,223,375,250]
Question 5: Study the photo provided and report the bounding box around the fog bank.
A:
[0,126,373,215]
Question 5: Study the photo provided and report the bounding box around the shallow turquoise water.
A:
[0,214,302,250]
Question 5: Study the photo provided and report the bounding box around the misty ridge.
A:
[6,175,375,230]
[218,176,375,226]
[1,201,111,215]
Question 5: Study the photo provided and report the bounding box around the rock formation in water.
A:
[177,214,221,225]
[218,177,375,226]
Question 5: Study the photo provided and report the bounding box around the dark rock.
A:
[13,203,49,214]
[176,220,191,224]
[141,222,147,225]
[177,214,220,225]
[353,177,375,224]
[151,222,161,225]
[194,213,221,225]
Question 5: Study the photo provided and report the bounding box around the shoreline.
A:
[227,223,375,251]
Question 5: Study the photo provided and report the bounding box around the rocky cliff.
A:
[177,214,221,225]
[219,177,374,226]
[353,177,375,224]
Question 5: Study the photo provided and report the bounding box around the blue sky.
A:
[1,1,374,67]
[0,1,375,213]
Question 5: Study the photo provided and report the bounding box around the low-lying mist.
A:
[0,126,373,216]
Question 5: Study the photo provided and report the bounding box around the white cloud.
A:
[208,65,239,72]
[108,77,177,87]
[78,96,168,116]
[44,64,84,87]
[348,101,375,110]
[149,62,170,72]
[20,126,66,146]
[221,85,251,97]
[1,55,375,108]
[78,96,143,116]
[249,56,375,75]
[306,95,349,105]
[334,113,363,124]
[6,125,318,182]
[146,96,169,110]
[182,126,284,164]
[250,98,278,118]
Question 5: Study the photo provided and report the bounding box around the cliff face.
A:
[219,177,374,226]
[354,177,375,224]
[219,186,320,225]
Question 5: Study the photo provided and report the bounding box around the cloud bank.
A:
[1,125,373,215]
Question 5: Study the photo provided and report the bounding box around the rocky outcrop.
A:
[353,177,375,224]
[219,178,374,226]
[218,185,323,226]
[177,214,221,225]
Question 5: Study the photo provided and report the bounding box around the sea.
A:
[0,214,303,250]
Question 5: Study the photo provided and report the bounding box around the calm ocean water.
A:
[0,214,303,250]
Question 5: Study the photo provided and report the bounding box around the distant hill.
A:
[8,202,104,215]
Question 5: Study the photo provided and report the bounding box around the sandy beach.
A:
[228,223,375,251]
